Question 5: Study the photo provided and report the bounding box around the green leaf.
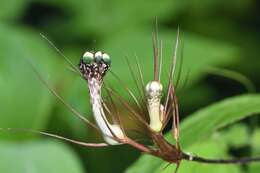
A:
[249,163,260,173]
[125,155,163,173]
[206,66,256,93]
[0,24,63,139]
[177,94,260,148]
[48,77,94,139]
[127,94,260,173]
[221,123,249,147]
[0,0,27,21]
[0,140,84,173]
[251,128,260,154]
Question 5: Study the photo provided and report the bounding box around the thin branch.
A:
[124,137,153,153]
[109,70,143,113]
[134,54,149,116]
[164,28,180,112]
[152,32,159,81]
[159,40,163,82]
[40,33,81,75]
[1,128,108,147]
[105,86,152,131]
[125,55,145,102]
[174,40,184,92]
[27,60,100,132]
[183,152,260,164]
[170,85,180,147]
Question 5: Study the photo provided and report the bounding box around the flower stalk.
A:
[145,81,164,132]
[79,51,124,145]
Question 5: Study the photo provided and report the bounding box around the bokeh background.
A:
[0,0,260,173]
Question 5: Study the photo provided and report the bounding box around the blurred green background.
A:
[0,0,260,173]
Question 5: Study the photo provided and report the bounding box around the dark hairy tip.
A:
[79,51,111,81]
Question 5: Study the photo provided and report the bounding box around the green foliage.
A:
[0,24,60,139]
[251,129,260,154]
[0,0,27,21]
[0,0,260,173]
[127,94,260,173]
[221,123,249,147]
[0,140,84,173]
[178,94,260,148]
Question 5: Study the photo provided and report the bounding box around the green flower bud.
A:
[102,53,111,66]
[95,51,102,63]
[82,51,94,64]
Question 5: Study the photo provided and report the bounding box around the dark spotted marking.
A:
[79,52,110,81]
